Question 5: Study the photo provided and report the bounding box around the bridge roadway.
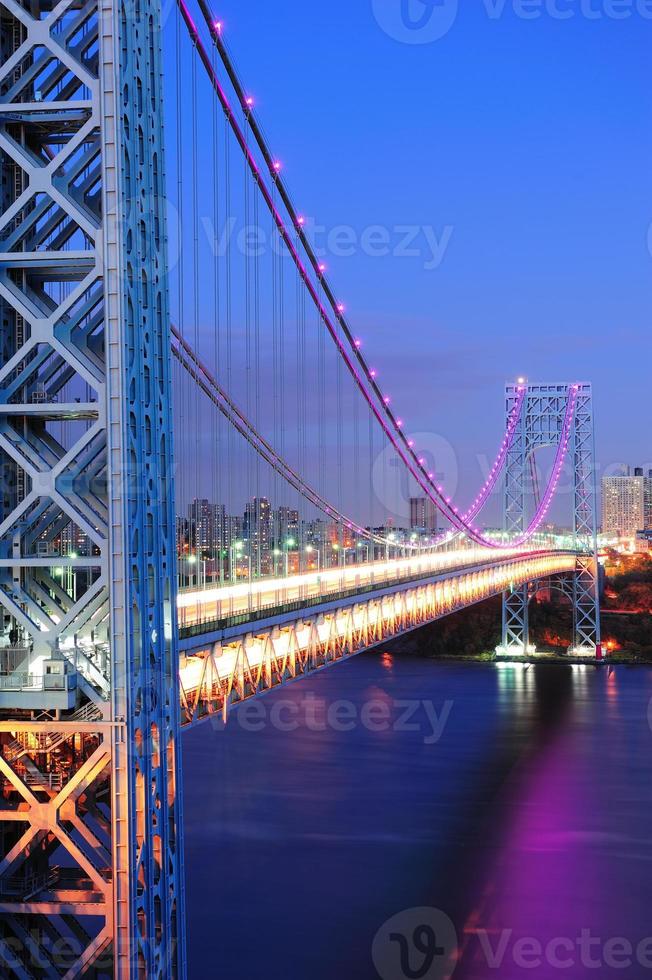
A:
[176,546,580,727]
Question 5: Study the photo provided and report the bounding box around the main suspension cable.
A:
[175,0,577,548]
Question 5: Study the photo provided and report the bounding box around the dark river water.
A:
[182,655,652,979]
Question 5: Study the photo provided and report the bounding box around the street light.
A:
[331,542,341,569]
[284,537,296,577]
[306,544,321,572]
[273,547,282,576]
[230,540,244,583]
[386,532,396,560]
[187,553,197,590]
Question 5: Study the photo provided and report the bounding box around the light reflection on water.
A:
[183,657,652,979]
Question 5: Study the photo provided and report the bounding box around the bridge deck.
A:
[177,549,580,727]
[177,545,568,636]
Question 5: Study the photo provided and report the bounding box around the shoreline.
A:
[420,652,652,667]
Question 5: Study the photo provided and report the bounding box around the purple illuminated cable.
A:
[181,4,473,530]
[171,326,427,551]
[174,0,469,535]
[190,9,537,537]
[176,1,515,545]
[499,383,579,547]
[178,312,575,550]
[430,379,572,546]
[460,385,527,523]
[177,2,573,547]
[518,384,579,537]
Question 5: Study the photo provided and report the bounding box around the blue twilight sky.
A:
[167,0,652,510]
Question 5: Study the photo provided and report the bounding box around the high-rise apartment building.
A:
[601,467,652,537]
[409,496,438,534]
[188,498,213,553]
[244,497,272,575]
[272,506,299,548]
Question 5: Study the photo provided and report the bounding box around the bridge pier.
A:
[499,583,534,657]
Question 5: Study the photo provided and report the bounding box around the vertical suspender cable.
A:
[210,39,222,586]
[191,49,201,595]
[175,6,186,587]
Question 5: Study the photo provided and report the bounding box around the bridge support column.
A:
[102,0,187,970]
[500,584,533,656]
[570,557,601,657]
[0,0,186,973]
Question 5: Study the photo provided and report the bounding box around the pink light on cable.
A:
[214,19,223,32]
[318,263,326,273]
[272,160,282,172]
[297,215,305,226]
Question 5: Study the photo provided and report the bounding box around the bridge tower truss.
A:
[0,0,185,975]
[499,382,601,658]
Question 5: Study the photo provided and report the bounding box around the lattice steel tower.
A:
[499,382,602,658]
[0,0,185,974]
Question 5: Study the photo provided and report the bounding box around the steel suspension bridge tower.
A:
[499,382,601,658]
[0,0,185,973]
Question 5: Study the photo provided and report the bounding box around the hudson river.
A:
[183,655,652,978]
